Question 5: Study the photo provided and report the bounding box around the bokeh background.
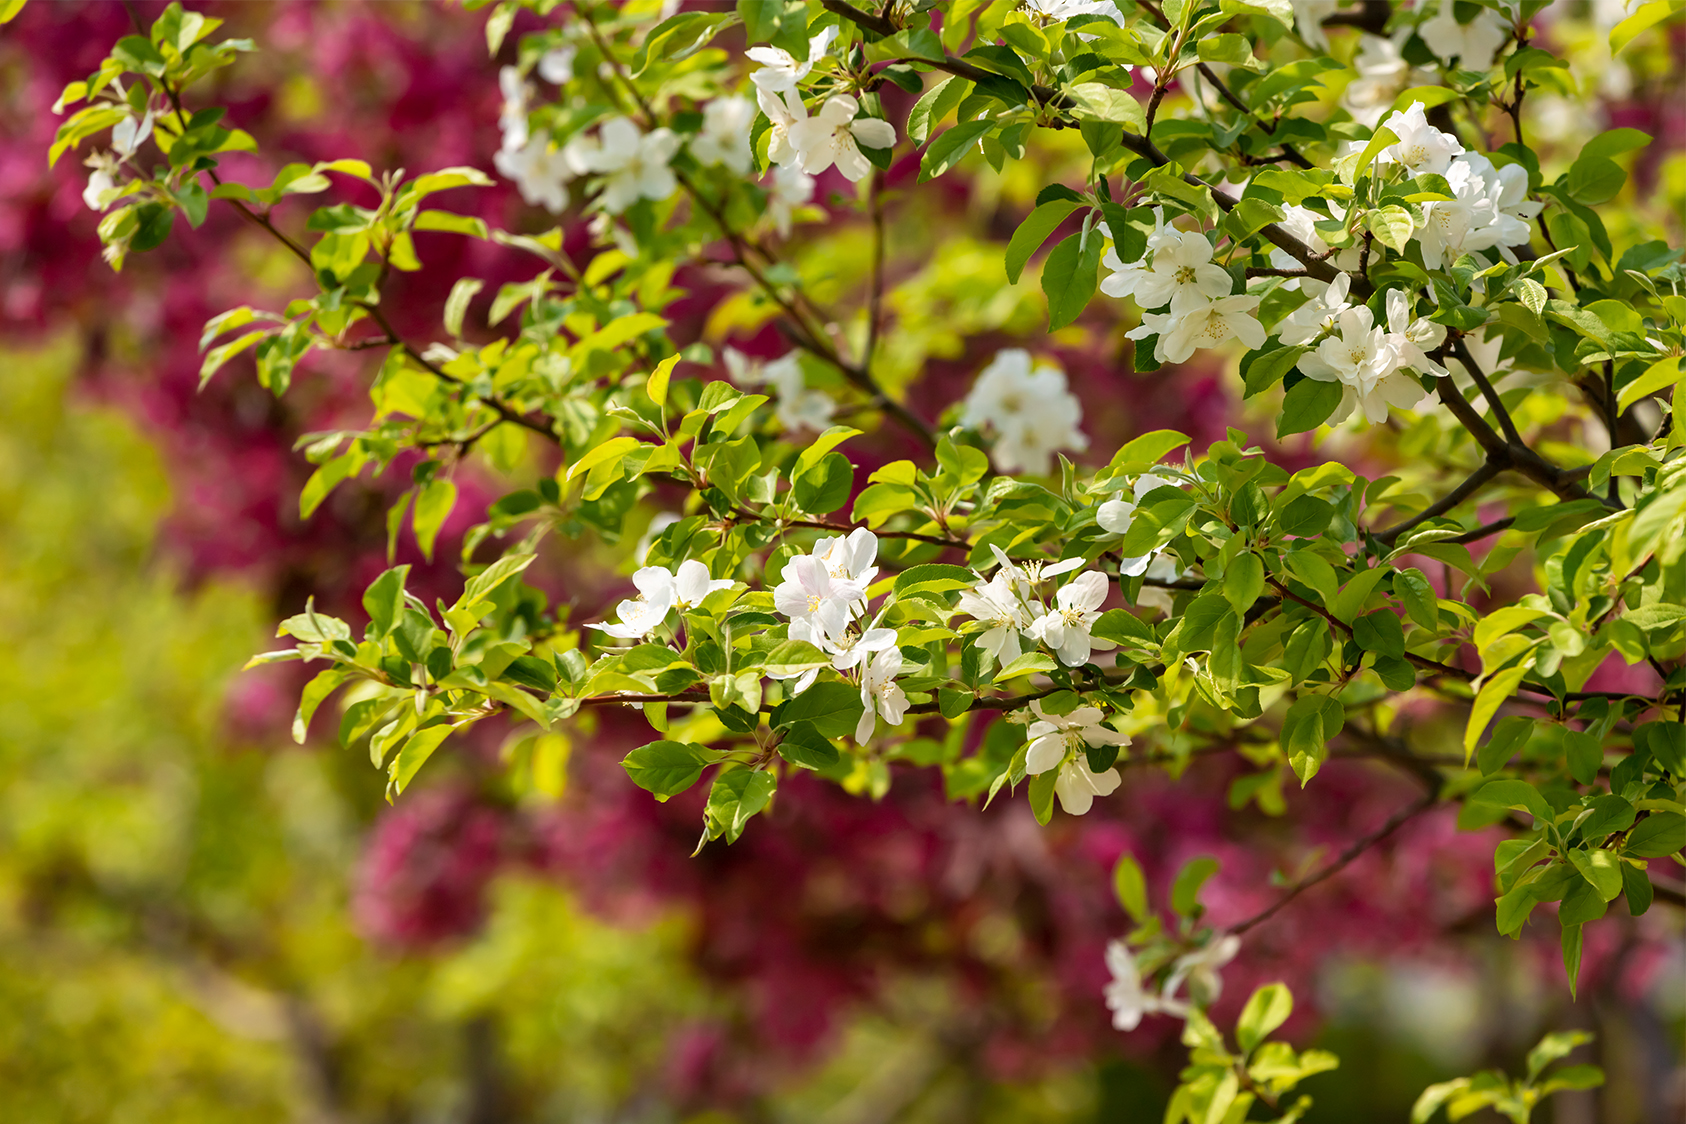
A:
[1,2,1682,1121]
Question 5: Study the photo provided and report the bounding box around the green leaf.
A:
[1006,200,1082,285]
[1463,662,1531,763]
[705,767,777,843]
[1394,568,1439,631]
[388,723,452,795]
[624,740,714,800]
[1476,714,1533,776]
[1028,767,1057,825]
[461,552,537,606]
[1351,609,1405,658]
[362,565,410,638]
[1567,157,1625,206]
[919,118,993,183]
[792,424,862,478]
[1169,855,1219,917]
[906,75,968,146]
[1069,82,1144,132]
[1236,983,1293,1054]
[1568,847,1623,902]
[1579,794,1635,843]
[777,721,840,770]
[413,209,490,239]
[411,476,457,562]
[777,681,864,739]
[1617,355,1681,413]
[566,436,642,482]
[443,277,483,337]
[1277,378,1343,437]
[1367,205,1414,253]
[293,667,353,745]
[1467,778,1554,824]
[1223,551,1264,614]
[894,563,977,596]
[1624,812,1685,858]
[1277,494,1333,538]
[1612,2,1675,54]
[1108,429,1191,473]
[1113,851,1149,922]
[1042,230,1102,331]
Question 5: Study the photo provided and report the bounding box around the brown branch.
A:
[1372,460,1503,545]
[1230,791,1438,935]
[1449,336,1524,447]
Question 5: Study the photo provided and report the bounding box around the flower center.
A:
[1175,265,1197,284]
[807,594,822,613]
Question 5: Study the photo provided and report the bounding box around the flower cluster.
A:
[957,546,1115,669]
[752,25,896,184]
[1291,286,1449,425]
[957,349,1088,475]
[1107,215,1266,365]
[589,560,735,640]
[1023,700,1127,816]
[1104,934,1241,1031]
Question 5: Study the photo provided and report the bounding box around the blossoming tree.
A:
[42,0,1684,1116]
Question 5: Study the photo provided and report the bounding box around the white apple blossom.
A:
[1129,295,1266,364]
[774,554,863,645]
[1021,0,1125,24]
[1295,0,1339,51]
[1297,305,1425,424]
[1278,272,1354,346]
[813,527,880,589]
[1027,570,1116,667]
[690,95,755,175]
[826,625,898,672]
[494,135,574,213]
[959,349,1089,475]
[746,25,838,93]
[1100,246,1151,301]
[1419,2,1511,68]
[498,66,530,152]
[1105,940,1189,1030]
[756,86,806,168]
[111,110,154,158]
[1383,289,1449,378]
[1377,101,1465,177]
[670,559,735,610]
[1023,699,1128,815]
[82,153,119,211]
[854,646,909,744]
[1165,933,1242,1005]
[1415,153,1538,269]
[567,116,680,214]
[538,45,576,85]
[956,570,1033,665]
[589,564,679,639]
[1129,230,1235,312]
[785,95,896,182]
[723,349,835,433]
[1342,32,1430,128]
[988,544,1086,600]
[763,164,814,237]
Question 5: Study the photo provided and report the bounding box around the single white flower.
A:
[1415,154,1536,269]
[1343,32,1430,128]
[569,117,680,214]
[1377,101,1465,177]
[1100,246,1152,301]
[956,570,1033,664]
[763,164,815,237]
[1105,940,1189,1030]
[1383,289,1449,378]
[786,94,896,182]
[756,86,807,169]
[746,25,839,93]
[671,559,734,610]
[1130,295,1266,364]
[1297,305,1424,424]
[959,349,1088,475]
[1023,699,1128,815]
[691,95,755,175]
[827,626,898,672]
[1026,570,1115,667]
[774,554,864,645]
[1135,553,1186,615]
[1130,230,1234,312]
[854,646,909,743]
[538,44,576,85]
[1022,0,1126,23]
[813,527,880,588]
[589,564,679,639]
[1165,933,1242,1006]
[111,110,153,158]
[1295,0,1338,51]
[498,65,530,152]
[82,154,118,211]
[1278,272,1354,346]
[988,543,1086,598]
[494,135,574,213]
[1419,3,1511,67]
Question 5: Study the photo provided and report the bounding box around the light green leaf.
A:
[388,723,453,795]
[1236,982,1293,1054]
[646,352,680,410]
[1042,229,1102,331]
[411,476,457,562]
[1113,851,1149,922]
[1006,200,1082,285]
[1618,355,1681,413]
[1463,662,1532,762]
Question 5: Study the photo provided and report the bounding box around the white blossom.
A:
[1130,230,1234,312]
[785,95,896,182]
[691,95,755,175]
[1165,933,1242,1006]
[1377,101,1465,178]
[774,554,864,645]
[746,25,839,93]
[494,136,574,213]
[762,164,815,238]
[1100,247,1152,301]
[82,153,119,211]
[538,44,576,84]
[1021,0,1125,23]
[827,626,897,672]
[1297,305,1424,424]
[1023,700,1128,815]
[1295,0,1339,51]
[813,527,880,589]
[498,66,530,152]
[566,116,680,214]
[1129,295,1266,365]
[1026,570,1115,667]
[959,349,1088,475]
[756,86,806,168]
[854,646,909,743]
[589,565,678,639]
[724,349,834,432]
[111,110,153,158]
[1105,940,1189,1030]
[988,543,1085,598]
[1383,289,1450,378]
[1419,3,1511,68]
[1415,153,1538,270]
[956,570,1033,665]
[1278,272,1354,346]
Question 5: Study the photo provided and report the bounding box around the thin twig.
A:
[1372,460,1502,545]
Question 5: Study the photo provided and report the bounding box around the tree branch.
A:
[1372,460,1503,545]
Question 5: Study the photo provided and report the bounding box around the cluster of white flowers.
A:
[770,529,907,743]
[751,26,897,184]
[1375,103,1541,270]
[589,560,735,640]
[1104,934,1240,1031]
[958,349,1088,475]
[1020,0,1125,22]
[724,348,835,433]
[1107,213,1266,365]
[1292,287,1449,424]
[74,79,152,213]
[957,546,1117,669]
[1023,700,1127,815]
